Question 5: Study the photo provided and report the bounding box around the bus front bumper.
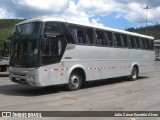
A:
[9,73,43,87]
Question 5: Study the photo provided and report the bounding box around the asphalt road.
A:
[0,62,160,120]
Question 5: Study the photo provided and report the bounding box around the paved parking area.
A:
[0,62,160,120]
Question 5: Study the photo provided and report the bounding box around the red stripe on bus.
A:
[44,64,153,72]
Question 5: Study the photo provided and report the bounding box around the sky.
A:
[0,0,160,30]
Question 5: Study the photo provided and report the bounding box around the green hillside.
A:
[0,19,23,29]
[126,25,160,40]
[0,19,24,57]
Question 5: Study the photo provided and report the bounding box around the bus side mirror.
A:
[65,44,76,50]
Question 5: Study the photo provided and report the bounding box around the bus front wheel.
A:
[67,72,82,91]
[130,67,138,81]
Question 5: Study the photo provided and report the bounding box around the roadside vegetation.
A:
[0,19,24,57]
[126,25,160,39]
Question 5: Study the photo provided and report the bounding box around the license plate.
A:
[15,77,20,81]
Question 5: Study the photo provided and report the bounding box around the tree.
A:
[0,28,12,57]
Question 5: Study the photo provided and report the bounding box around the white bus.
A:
[154,40,160,60]
[9,18,154,91]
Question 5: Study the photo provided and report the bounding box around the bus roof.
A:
[15,17,154,39]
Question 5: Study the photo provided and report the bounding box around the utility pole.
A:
[143,5,151,35]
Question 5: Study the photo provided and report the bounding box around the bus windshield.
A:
[10,22,41,67]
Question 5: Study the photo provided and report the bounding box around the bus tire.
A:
[67,72,82,91]
[130,67,138,81]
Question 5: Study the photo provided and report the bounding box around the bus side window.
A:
[104,32,110,46]
[121,34,128,48]
[139,38,143,49]
[86,27,94,45]
[135,37,140,49]
[141,38,147,50]
[114,33,123,48]
[106,31,113,46]
[149,40,154,50]
[129,36,136,49]
[77,29,86,44]
[71,26,86,45]
[145,39,150,50]
[78,36,83,43]
[60,23,75,44]
[95,30,107,46]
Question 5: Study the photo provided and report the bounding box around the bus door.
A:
[41,22,67,85]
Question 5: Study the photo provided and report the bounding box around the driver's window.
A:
[42,22,66,65]
[42,38,57,56]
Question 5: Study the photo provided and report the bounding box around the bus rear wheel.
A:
[130,67,138,81]
[67,72,82,91]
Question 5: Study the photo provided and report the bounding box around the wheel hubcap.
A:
[70,75,79,88]
[132,69,137,79]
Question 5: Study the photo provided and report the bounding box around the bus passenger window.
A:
[129,36,136,49]
[141,38,147,50]
[95,30,107,46]
[60,23,75,44]
[135,37,140,49]
[77,29,85,44]
[104,33,110,46]
[149,40,154,50]
[106,31,113,46]
[145,39,150,50]
[70,25,86,45]
[86,28,94,44]
[139,38,143,49]
[78,36,83,43]
[121,34,128,48]
[114,33,123,47]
